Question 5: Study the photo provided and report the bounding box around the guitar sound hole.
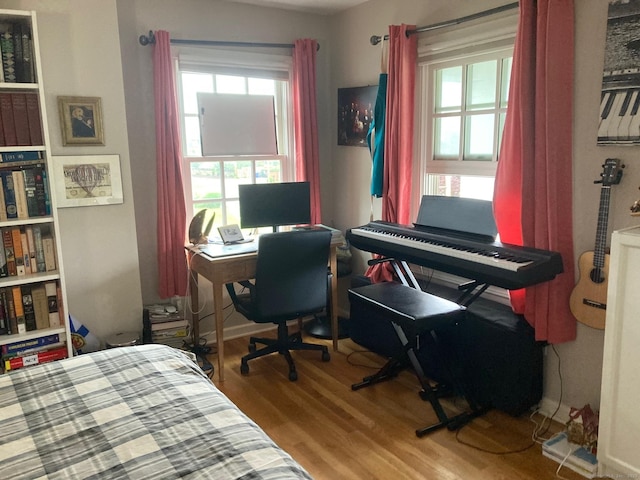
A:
[590,268,606,284]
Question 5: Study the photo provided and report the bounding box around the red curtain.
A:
[493,1,575,343]
[292,39,322,225]
[152,31,188,298]
[366,25,417,283]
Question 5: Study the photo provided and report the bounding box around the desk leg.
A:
[213,283,225,382]
[189,268,200,349]
[330,246,339,352]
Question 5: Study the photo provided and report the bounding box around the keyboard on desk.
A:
[347,221,563,290]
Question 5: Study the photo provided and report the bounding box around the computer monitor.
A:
[239,181,311,232]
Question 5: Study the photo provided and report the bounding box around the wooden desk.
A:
[187,236,341,382]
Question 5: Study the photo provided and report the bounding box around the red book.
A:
[11,93,30,146]
[25,93,43,146]
[4,345,68,371]
[0,93,17,146]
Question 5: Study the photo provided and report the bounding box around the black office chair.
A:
[226,229,332,381]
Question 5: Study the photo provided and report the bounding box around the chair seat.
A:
[348,282,465,333]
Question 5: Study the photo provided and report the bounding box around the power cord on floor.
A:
[186,337,215,380]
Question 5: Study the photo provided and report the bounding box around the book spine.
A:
[20,229,29,274]
[43,235,56,271]
[0,28,16,83]
[0,291,7,335]
[25,226,36,274]
[11,93,30,146]
[0,171,6,222]
[12,170,28,220]
[1,151,41,162]
[31,283,49,329]
[4,346,68,371]
[33,225,45,272]
[12,24,23,83]
[20,25,33,83]
[0,229,6,278]
[22,166,38,217]
[1,288,14,334]
[11,285,25,334]
[3,229,16,276]
[1,169,18,219]
[45,281,60,327]
[30,165,47,217]
[0,92,17,146]
[21,284,36,332]
[24,92,43,145]
[11,227,24,276]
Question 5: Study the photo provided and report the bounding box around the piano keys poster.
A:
[600,0,640,145]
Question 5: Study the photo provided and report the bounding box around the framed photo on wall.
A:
[57,96,105,146]
[51,154,123,207]
[337,85,377,147]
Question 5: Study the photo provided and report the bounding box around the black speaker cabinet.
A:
[348,277,543,416]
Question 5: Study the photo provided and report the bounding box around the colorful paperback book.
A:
[2,333,61,355]
[4,345,68,371]
[0,151,41,162]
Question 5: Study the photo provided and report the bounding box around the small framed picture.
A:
[218,224,245,244]
[51,154,123,208]
[57,96,105,146]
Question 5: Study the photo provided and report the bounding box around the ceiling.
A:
[220,0,368,15]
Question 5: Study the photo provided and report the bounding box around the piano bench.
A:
[348,282,483,436]
[348,282,464,335]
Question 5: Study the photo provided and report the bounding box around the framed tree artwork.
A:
[57,96,105,146]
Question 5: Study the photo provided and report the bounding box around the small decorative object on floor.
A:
[566,404,599,454]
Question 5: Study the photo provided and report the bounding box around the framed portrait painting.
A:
[51,154,123,208]
[337,85,377,147]
[57,96,105,146]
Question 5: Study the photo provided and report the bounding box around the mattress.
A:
[0,344,312,479]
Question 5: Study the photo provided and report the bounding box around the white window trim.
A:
[412,12,518,301]
[174,48,296,222]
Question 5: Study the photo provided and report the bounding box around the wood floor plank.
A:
[213,334,604,480]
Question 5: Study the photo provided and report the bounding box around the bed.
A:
[0,344,312,479]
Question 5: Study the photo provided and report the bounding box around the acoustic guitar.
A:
[569,158,623,329]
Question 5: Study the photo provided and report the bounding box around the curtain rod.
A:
[138,31,319,50]
[370,2,519,45]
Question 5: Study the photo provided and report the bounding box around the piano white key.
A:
[605,92,625,139]
[598,92,617,140]
[351,227,533,272]
[599,91,614,119]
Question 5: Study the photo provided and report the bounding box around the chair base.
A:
[241,323,330,381]
[304,315,350,339]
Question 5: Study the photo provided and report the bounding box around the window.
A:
[177,52,293,233]
[418,16,516,202]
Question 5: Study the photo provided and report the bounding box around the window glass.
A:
[178,65,290,230]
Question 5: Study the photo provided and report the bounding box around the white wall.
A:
[5,0,143,344]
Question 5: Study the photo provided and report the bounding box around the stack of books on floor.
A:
[143,304,189,349]
[2,333,67,372]
[542,431,598,478]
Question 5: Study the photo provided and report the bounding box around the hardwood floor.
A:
[213,333,599,480]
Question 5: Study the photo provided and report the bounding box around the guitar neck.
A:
[594,185,611,268]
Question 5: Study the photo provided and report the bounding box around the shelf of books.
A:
[0,9,72,372]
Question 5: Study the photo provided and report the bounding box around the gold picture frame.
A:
[57,96,105,146]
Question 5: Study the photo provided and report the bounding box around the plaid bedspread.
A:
[0,344,312,479]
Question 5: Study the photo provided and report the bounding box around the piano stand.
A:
[349,280,488,437]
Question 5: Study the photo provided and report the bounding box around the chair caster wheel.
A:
[248,343,256,353]
[322,350,330,362]
[240,362,249,375]
[289,370,298,381]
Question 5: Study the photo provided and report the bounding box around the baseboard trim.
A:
[199,319,304,345]
[537,396,572,425]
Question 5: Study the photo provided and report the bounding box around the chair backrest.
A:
[253,229,331,321]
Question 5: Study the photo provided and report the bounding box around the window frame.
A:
[415,12,518,208]
[174,49,295,226]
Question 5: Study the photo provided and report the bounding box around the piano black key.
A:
[619,90,633,116]
[631,90,640,115]
[601,91,616,119]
